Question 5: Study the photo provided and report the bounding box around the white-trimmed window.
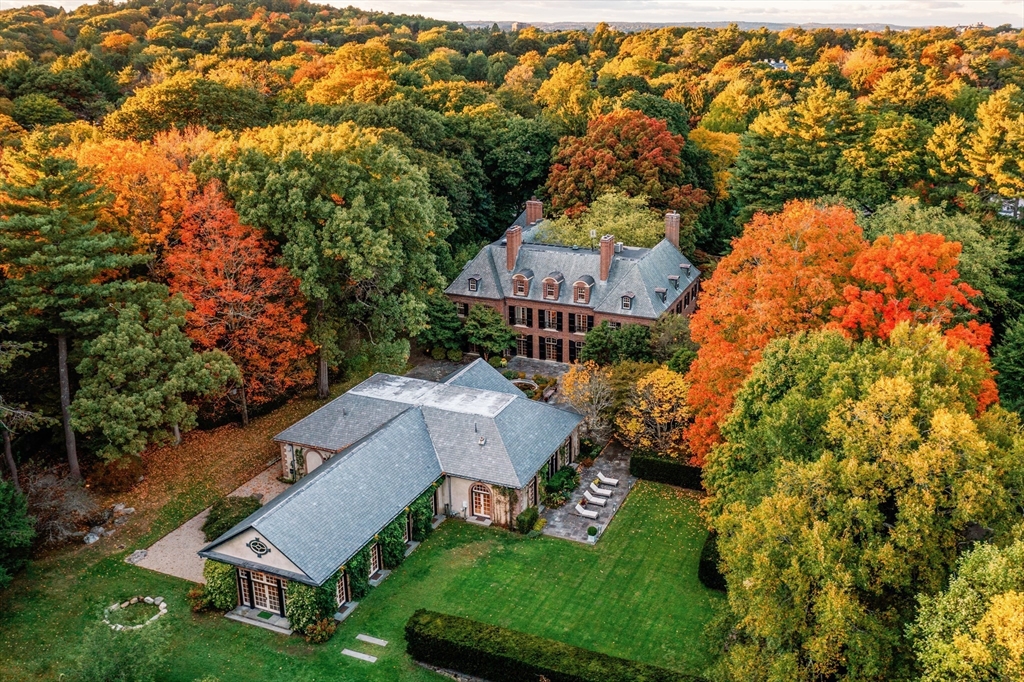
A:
[468,277,479,292]
[543,279,558,300]
[513,276,528,296]
[575,285,588,303]
[621,295,633,310]
[471,483,492,518]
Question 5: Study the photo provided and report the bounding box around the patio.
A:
[541,441,636,543]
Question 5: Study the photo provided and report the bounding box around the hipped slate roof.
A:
[200,359,581,585]
[445,211,700,320]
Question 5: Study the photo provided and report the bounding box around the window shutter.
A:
[526,307,533,328]
[508,306,515,326]
[568,313,576,334]
[540,310,547,329]
[556,338,564,362]
[587,315,594,331]
[539,337,547,360]
[569,341,576,363]
[556,312,563,332]
[526,335,533,359]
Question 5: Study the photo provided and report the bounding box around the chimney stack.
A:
[600,234,614,282]
[665,211,680,249]
[506,225,522,271]
[526,198,543,225]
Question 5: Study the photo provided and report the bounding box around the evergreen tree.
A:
[0,479,34,589]
[993,316,1024,414]
[0,135,147,481]
[417,296,465,353]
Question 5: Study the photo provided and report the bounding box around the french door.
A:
[471,484,492,518]
[336,571,350,607]
[369,543,381,576]
[238,569,287,616]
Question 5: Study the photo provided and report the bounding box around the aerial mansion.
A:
[199,360,582,619]
[446,199,702,362]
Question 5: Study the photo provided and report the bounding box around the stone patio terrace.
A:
[541,441,636,543]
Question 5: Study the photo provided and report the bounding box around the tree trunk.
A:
[57,334,81,482]
[239,376,249,427]
[172,423,181,446]
[316,299,329,399]
[317,346,329,399]
[3,429,19,494]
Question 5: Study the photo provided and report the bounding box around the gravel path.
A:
[134,464,291,583]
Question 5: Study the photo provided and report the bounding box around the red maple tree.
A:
[545,109,709,218]
[165,182,315,424]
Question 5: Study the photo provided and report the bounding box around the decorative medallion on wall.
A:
[247,537,271,557]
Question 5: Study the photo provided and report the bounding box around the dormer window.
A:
[668,275,679,290]
[468,277,479,292]
[621,293,634,310]
[655,287,667,303]
[572,276,594,305]
[543,279,558,300]
[514,277,527,296]
[575,286,587,303]
[512,269,534,297]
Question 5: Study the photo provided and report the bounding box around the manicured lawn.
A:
[0,481,720,680]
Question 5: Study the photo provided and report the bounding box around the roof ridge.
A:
[442,357,488,384]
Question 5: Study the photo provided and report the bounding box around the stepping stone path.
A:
[356,634,388,647]
[102,595,167,630]
[341,649,377,663]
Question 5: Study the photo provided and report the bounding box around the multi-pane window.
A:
[622,296,632,310]
[457,302,469,317]
[516,335,531,356]
[468,278,478,292]
[545,337,558,358]
[515,307,528,325]
[238,569,287,615]
[573,314,587,333]
[569,339,585,363]
[544,280,558,299]
[575,285,588,303]
[514,278,527,295]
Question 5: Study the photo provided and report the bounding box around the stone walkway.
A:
[541,441,636,543]
[133,463,291,583]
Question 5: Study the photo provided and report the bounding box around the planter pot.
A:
[587,534,597,544]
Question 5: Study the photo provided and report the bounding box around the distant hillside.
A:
[463,20,936,33]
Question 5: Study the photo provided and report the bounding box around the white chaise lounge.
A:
[597,472,619,486]
[589,481,612,498]
[583,490,607,506]
[575,503,599,519]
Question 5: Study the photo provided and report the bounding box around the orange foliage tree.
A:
[165,182,315,424]
[545,108,709,219]
[73,137,194,261]
[685,201,995,462]
[684,201,865,463]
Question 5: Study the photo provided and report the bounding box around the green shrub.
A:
[304,617,337,644]
[75,622,168,682]
[587,526,598,537]
[405,609,706,682]
[488,356,504,369]
[629,451,703,491]
[0,479,34,589]
[698,532,726,592]
[187,585,210,612]
[285,578,336,633]
[446,349,463,362]
[502,370,517,380]
[431,347,447,360]
[201,496,261,542]
[203,560,237,611]
[515,506,539,534]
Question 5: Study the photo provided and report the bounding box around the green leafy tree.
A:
[463,304,515,359]
[578,321,618,366]
[75,622,168,682]
[994,316,1024,414]
[705,324,1023,682]
[0,317,44,493]
[909,532,1024,682]
[417,295,465,353]
[11,93,75,127]
[0,479,34,589]
[537,192,667,250]
[72,298,238,461]
[578,321,654,365]
[200,121,454,397]
[0,135,147,480]
[535,61,596,136]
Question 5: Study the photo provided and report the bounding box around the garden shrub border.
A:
[629,450,703,491]
[405,609,708,682]
[698,531,726,592]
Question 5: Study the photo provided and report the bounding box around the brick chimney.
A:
[665,211,680,249]
[525,198,543,225]
[506,225,522,271]
[600,234,614,282]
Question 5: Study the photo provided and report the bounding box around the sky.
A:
[2,0,1021,28]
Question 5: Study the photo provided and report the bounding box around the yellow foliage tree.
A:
[614,365,690,456]
[689,127,740,199]
[560,360,613,440]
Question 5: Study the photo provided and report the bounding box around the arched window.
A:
[471,483,492,518]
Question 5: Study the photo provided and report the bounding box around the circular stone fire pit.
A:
[512,380,538,392]
[103,596,168,631]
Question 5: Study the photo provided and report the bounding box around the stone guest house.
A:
[199,360,582,625]
[446,199,701,362]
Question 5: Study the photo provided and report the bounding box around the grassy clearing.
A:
[0,480,720,681]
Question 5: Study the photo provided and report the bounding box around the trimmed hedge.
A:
[202,496,261,542]
[629,452,703,491]
[203,560,237,611]
[515,506,539,534]
[405,609,707,682]
[698,532,726,592]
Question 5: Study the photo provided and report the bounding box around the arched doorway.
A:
[471,483,492,519]
[305,450,323,474]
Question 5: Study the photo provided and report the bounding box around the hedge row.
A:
[629,452,703,491]
[698,532,727,592]
[405,609,708,682]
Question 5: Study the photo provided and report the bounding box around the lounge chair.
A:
[583,490,607,507]
[575,503,599,519]
[597,472,619,486]
[589,481,612,498]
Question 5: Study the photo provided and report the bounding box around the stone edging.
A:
[103,596,168,630]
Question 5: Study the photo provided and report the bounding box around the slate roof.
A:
[445,210,700,320]
[201,359,582,585]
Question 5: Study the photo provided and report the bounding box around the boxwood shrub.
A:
[629,451,703,491]
[201,496,261,542]
[203,560,238,611]
[405,609,707,682]
[515,506,539,534]
[698,531,726,592]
